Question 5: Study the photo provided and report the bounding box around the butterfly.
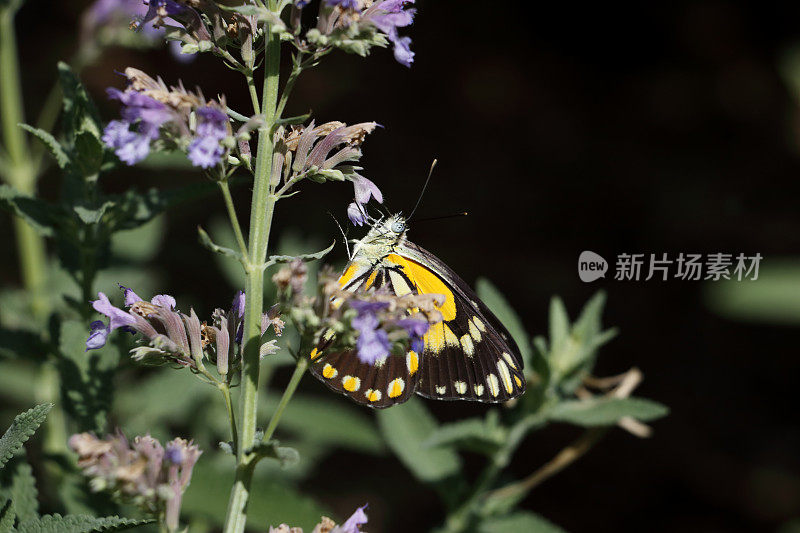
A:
[308,213,526,408]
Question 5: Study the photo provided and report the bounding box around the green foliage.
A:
[251,439,300,468]
[1,459,39,522]
[16,514,151,533]
[0,404,51,470]
[548,398,669,427]
[476,278,533,370]
[423,412,506,456]
[376,398,462,483]
[0,499,14,531]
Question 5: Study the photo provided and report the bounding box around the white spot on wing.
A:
[487,374,500,397]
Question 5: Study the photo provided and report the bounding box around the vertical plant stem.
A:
[220,383,238,451]
[222,5,282,531]
[218,180,248,258]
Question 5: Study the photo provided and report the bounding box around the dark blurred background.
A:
[4,1,800,532]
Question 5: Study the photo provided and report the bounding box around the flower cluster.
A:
[69,432,201,531]
[274,263,441,365]
[273,120,382,220]
[86,285,281,375]
[302,0,417,67]
[102,68,238,169]
[269,504,368,533]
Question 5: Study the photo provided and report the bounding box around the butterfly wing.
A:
[308,265,420,409]
[385,241,526,403]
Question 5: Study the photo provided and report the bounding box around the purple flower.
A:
[164,442,184,464]
[151,294,177,309]
[86,321,111,351]
[365,0,417,67]
[137,0,186,30]
[120,284,143,306]
[352,175,383,205]
[396,317,428,353]
[325,0,359,8]
[353,313,390,365]
[92,292,137,332]
[347,202,366,226]
[337,504,368,533]
[232,291,245,319]
[103,89,172,165]
[187,106,228,169]
[349,300,390,315]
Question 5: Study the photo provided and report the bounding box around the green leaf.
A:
[251,440,300,468]
[0,185,60,237]
[19,124,69,168]
[182,461,329,531]
[110,215,165,261]
[376,398,461,483]
[704,259,800,325]
[57,320,119,434]
[0,498,14,531]
[58,63,102,145]
[198,225,244,263]
[17,514,151,533]
[261,393,385,455]
[275,112,312,126]
[478,511,567,533]
[476,278,532,370]
[267,240,336,266]
[0,459,38,523]
[106,181,219,232]
[0,404,52,470]
[423,415,505,456]
[548,297,569,355]
[548,397,669,427]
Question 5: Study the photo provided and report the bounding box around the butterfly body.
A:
[310,214,526,408]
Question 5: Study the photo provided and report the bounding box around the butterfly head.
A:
[352,213,408,260]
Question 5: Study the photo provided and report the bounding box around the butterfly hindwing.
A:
[384,243,526,403]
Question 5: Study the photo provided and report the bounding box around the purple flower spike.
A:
[232,291,246,318]
[86,320,111,351]
[139,0,186,29]
[339,504,368,533]
[325,0,359,8]
[349,300,390,315]
[103,89,171,165]
[102,121,150,165]
[187,106,229,169]
[365,0,416,67]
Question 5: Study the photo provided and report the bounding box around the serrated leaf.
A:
[376,398,461,483]
[198,226,244,263]
[58,63,102,145]
[478,511,567,533]
[267,240,336,266]
[19,124,69,168]
[0,404,52,470]
[1,459,38,522]
[0,498,14,531]
[548,397,669,427]
[476,278,532,370]
[17,513,151,533]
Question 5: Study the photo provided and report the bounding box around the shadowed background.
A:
[2,1,800,532]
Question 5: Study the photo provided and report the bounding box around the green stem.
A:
[218,180,249,258]
[220,383,238,451]
[246,72,261,116]
[222,9,282,532]
[262,357,307,442]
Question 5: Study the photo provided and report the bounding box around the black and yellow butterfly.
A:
[308,214,526,408]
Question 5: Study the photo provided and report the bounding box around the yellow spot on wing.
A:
[424,322,446,354]
[468,319,482,342]
[366,389,382,402]
[406,351,419,375]
[386,254,456,321]
[444,324,459,347]
[388,378,405,398]
[310,347,320,360]
[343,375,360,392]
[514,375,523,387]
[460,334,475,356]
[364,270,378,289]
[322,364,337,379]
[497,361,513,393]
[473,317,487,332]
[502,352,517,369]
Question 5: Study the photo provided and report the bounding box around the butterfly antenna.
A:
[327,211,352,260]
[408,159,437,221]
[413,211,469,223]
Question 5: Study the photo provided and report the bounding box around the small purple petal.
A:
[347,202,366,226]
[325,0,359,8]
[340,504,368,533]
[232,291,245,318]
[391,35,414,67]
[352,176,383,205]
[85,320,110,351]
[92,292,136,331]
[151,294,177,309]
[349,300,390,315]
[187,136,225,168]
[119,284,143,307]
[165,442,184,464]
[395,318,429,337]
